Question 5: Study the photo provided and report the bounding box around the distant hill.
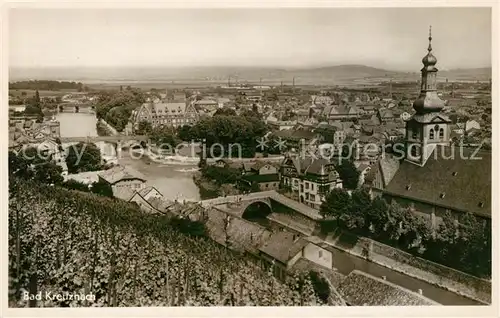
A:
[9,65,491,85]
[439,68,491,82]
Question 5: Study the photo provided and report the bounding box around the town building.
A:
[8,118,61,150]
[98,165,147,200]
[193,99,221,112]
[258,231,332,281]
[128,186,166,214]
[369,29,491,228]
[130,98,199,130]
[239,161,280,191]
[280,155,343,209]
[9,104,26,113]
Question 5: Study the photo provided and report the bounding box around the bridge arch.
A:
[241,199,272,220]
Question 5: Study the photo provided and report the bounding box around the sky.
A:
[9,7,492,71]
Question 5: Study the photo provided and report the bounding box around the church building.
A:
[370,28,491,229]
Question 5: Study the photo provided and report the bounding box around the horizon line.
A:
[9,63,493,72]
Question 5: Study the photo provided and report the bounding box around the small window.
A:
[411,146,418,157]
[406,185,412,190]
[439,128,444,139]
[452,171,458,176]
[439,193,446,199]
[478,202,484,208]
[429,129,435,140]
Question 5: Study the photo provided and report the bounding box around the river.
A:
[55,112,483,306]
[55,112,201,202]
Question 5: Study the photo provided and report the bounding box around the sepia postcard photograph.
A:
[1,1,498,317]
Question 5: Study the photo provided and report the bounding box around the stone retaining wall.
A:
[332,234,491,304]
[366,238,491,304]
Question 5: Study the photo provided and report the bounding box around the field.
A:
[9,89,78,98]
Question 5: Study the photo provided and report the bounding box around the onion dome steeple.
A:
[422,26,438,69]
[413,26,445,114]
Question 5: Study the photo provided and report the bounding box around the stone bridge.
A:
[58,103,95,113]
[200,190,322,221]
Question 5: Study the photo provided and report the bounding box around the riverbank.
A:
[192,171,241,199]
[99,118,119,136]
[324,231,489,304]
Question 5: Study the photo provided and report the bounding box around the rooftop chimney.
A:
[382,276,386,280]
[417,289,423,295]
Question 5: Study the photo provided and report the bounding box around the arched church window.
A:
[412,129,417,139]
[439,128,444,139]
[411,145,419,157]
[429,129,434,140]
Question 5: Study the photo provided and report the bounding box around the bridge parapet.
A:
[200,190,322,221]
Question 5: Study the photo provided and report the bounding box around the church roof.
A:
[409,112,451,124]
[384,146,491,218]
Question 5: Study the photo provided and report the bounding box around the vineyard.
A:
[8,177,323,307]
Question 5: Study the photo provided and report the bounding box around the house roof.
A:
[242,173,280,183]
[338,270,440,306]
[410,113,451,124]
[258,231,309,264]
[138,186,163,198]
[147,197,175,212]
[384,146,491,217]
[113,187,136,201]
[378,108,394,119]
[205,207,272,254]
[195,99,218,105]
[282,155,335,177]
[98,165,146,184]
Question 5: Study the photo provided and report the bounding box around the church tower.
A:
[405,27,451,166]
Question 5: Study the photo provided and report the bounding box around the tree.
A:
[189,115,266,158]
[136,121,153,135]
[62,179,91,192]
[457,213,487,275]
[365,196,389,235]
[33,162,64,185]
[213,108,236,117]
[65,142,103,174]
[150,126,181,148]
[320,188,351,230]
[336,160,360,190]
[8,151,31,179]
[177,125,194,142]
[89,179,114,197]
[308,271,330,304]
[344,189,370,232]
[34,90,41,108]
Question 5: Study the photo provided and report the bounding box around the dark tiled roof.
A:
[137,186,162,198]
[338,270,440,306]
[384,146,491,217]
[242,173,280,183]
[259,231,308,264]
[98,165,146,184]
[205,207,271,254]
[282,155,334,177]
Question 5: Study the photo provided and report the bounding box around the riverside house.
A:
[280,155,343,209]
[98,165,147,200]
